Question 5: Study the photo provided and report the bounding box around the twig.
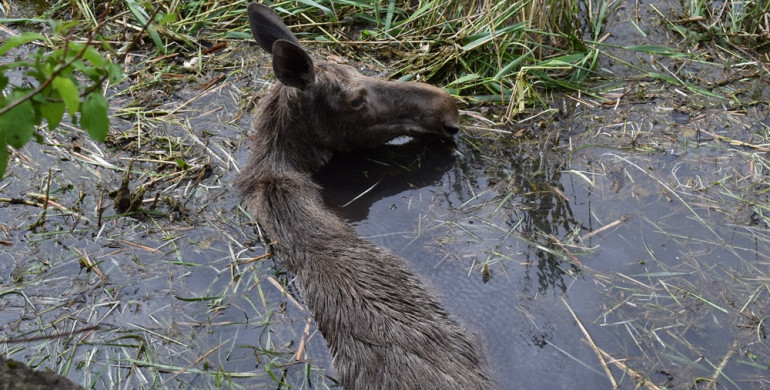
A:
[268,276,304,311]
[562,296,619,389]
[41,168,52,227]
[116,239,161,253]
[710,340,738,385]
[72,247,108,284]
[595,345,662,390]
[549,234,583,266]
[698,129,770,153]
[294,317,312,362]
[115,5,163,63]
[0,197,40,206]
[580,215,630,241]
[341,178,382,208]
[1,325,100,344]
[237,252,272,265]
[0,195,92,225]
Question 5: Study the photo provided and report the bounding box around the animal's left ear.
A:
[272,39,315,90]
[247,3,301,54]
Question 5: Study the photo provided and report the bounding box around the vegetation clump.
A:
[0,24,120,177]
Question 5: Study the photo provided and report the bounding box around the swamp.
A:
[1,0,768,389]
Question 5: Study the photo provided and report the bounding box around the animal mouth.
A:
[373,121,459,140]
[442,123,460,135]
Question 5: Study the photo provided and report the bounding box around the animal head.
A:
[247,3,460,153]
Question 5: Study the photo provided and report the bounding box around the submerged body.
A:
[238,3,493,389]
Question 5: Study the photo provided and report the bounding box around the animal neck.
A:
[236,85,340,247]
[247,86,331,178]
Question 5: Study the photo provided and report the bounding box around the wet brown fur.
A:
[237,4,492,389]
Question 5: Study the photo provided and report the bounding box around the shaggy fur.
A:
[237,4,492,389]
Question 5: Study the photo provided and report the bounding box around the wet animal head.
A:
[247,3,459,154]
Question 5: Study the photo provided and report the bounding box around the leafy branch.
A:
[0,9,123,179]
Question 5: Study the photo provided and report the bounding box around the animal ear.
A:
[272,39,315,90]
[247,3,301,54]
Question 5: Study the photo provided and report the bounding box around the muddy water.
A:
[3,94,766,389]
[319,105,769,389]
[317,142,591,389]
[2,1,769,390]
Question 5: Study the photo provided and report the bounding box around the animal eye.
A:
[350,95,366,109]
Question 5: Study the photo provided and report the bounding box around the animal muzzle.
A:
[443,122,460,135]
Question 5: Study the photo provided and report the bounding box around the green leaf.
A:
[446,73,480,88]
[53,20,79,36]
[126,0,165,52]
[52,76,80,115]
[539,53,586,67]
[384,0,396,30]
[158,12,177,25]
[686,85,725,99]
[0,32,45,56]
[66,41,85,58]
[175,158,188,170]
[494,48,534,81]
[125,0,150,24]
[40,94,66,131]
[106,63,124,84]
[71,60,100,80]
[293,0,337,22]
[0,94,36,148]
[79,44,105,67]
[462,23,525,51]
[224,31,251,40]
[80,92,109,142]
[396,0,436,26]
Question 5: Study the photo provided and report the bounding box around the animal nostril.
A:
[443,123,460,135]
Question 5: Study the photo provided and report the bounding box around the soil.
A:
[0,357,83,390]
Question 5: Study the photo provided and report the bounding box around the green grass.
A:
[263,0,596,111]
[4,0,765,128]
[680,0,770,49]
[17,0,597,115]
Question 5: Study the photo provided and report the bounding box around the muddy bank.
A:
[0,357,82,390]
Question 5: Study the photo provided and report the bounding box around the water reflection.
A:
[313,129,601,389]
[456,131,583,294]
[315,137,457,223]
